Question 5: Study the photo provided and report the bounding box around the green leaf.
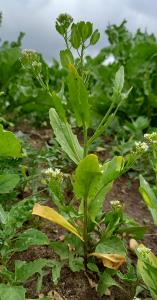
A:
[90,29,100,45]
[96,237,126,256]
[73,154,101,199]
[136,245,157,299]
[67,64,90,127]
[114,66,124,93]
[70,24,81,49]
[118,225,146,240]
[50,91,65,121]
[49,108,83,164]
[101,156,124,186]
[87,262,100,274]
[0,173,20,193]
[0,125,22,158]
[4,198,35,235]
[97,270,119,297]
[60,49,74,69]
[0,284,25,300]
[139,175,157,226]
[49,176,64,207]
[51,261,62,285]
[15,229,49,251]
[88,156,124,221]
[78,21,93,41]
[69,254,84,272]
[15,259,53,282]
[0,205,7,224]
[50,241,69,260]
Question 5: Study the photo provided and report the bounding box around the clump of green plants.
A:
[0,126,61,300]
[1,12,157,300]
[29,27,155,295]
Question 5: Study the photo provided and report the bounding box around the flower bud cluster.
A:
[134,141,149,153]
[20,49,41,74]
[110,200,122,209]
[137,246,151,260]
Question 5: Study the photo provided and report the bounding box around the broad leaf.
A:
[69,254,84,272]
[60,49,74,69]
[15,259,51,282]
[139,175,157,225]
[50,91,65,121]
[101,156,124,186]
[0,173,20,193]
[95,237,126,256]
[78,21,93,41]
[70,24,81,49]
[15,259,61,286]
[67,64,90,127]
[0,284,25,300]
[0,125,22,158]
[97,270,119,297]
[114,66,124,93]
[50,241,69,260]
[49,108,83,164]
[4,198,36,235]
[88,156,124,221]
[73,154,101,199]
[15,228,49,251]
[32,203,83,241]
[90,29,100,45]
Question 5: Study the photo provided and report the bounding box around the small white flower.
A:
[111,200,121,206]
[44,168,63,178]
[110,200,122,209]
[135,141,149,152]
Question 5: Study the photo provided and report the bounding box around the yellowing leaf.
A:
[32,204,83,241]
[89,252,125,270]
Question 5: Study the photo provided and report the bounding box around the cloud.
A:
[0,0,157,61]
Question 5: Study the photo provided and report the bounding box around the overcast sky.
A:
[1,0,157,62]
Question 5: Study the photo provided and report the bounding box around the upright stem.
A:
[83,195,88,269]
[83,122,88,268]
[83,122,88,158]
[64,32,70,50]
[80,43,85,76]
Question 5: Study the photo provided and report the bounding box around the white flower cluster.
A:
[44,167,63,178]
[21,49,40,68]
[110,200,122,208]
[134,141,149,152]
[144,132,157,144]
